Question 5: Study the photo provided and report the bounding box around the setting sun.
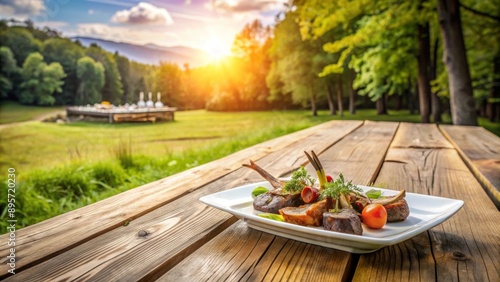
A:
[204,38,232,61]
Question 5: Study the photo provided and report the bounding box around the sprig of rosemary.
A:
[282,166,316,194]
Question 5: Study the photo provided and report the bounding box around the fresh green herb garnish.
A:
[365,189,382,199]
[320,173,362,211]
[251,186,269,199]
[282,166,316,194]
[258,213,284,222]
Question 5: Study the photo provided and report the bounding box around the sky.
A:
[0,0,288,56]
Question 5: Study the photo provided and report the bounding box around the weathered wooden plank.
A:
[390,122,453,149]
[440,125,500,209]
[353,148,500,282]
[3,120,363,281]
[159,121,399,281]
[0,120,363,277]
[304,121,400,185]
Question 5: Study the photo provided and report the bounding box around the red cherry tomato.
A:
[301,186,320,203]
[326,175,333,182]
[362,204,387,229]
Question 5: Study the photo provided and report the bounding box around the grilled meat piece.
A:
[253,192,303,214]
[384,197,410,222]
[323,208,363,235]
[279,200,328,226]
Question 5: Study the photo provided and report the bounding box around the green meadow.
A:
[0,101,65,124]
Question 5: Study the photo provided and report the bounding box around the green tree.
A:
[268,10,329,116]
[156,63,183,107]
[114,52,131,104]
[76,56,105,105]
[129,61,156,104]
[85,44,123,104]
[0,46,18,98]
[18,52,66,105]
[42,37,85,104]
[0,27,42,67]
[229,20,272,110]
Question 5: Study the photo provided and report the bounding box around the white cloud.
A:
[0,0,45,15]
[207,0,287,13]
[111,2,173,25]
[0,0,45,20]
[88,9,94,15]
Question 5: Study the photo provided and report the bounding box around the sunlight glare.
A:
[205,38,231,62]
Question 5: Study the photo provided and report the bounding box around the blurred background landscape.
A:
[0,0,498,230]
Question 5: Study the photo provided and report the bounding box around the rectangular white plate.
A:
[199,181,464,253]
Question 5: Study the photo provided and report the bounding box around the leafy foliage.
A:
[42,37,84,104]
[0,26,41,66]
[155,62,183,106]
[0,46,18,98]
[76,56,105,104]
[85,44,123,104]
[18,52,66,105]
[320,174,361,199]
[283,166,316,194]
[320,173,362,211]
[267,10,329,115]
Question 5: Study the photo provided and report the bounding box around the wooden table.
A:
[1,121,499,281]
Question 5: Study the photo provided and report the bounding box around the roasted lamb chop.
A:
[243,160,304,213]
[383,198,410,222]
[253,192,303,214]
[370,190,409,222]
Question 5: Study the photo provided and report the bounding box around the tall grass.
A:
[114,135,134,168]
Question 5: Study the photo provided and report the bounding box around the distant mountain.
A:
[72,37,210,67]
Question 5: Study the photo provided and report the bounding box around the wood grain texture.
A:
[3,120,363,281]
[354,148,500,282]
[304,121,400,185]
[390,122,453,149]
[440,125,500,209]
[159,121,399,282]
[159,221,351,282]
[0,119,363,277]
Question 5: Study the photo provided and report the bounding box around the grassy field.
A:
[0,110,329,173]
[0,104,498,231]
[0,100,65,124]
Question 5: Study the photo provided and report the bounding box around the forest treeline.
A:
[0,0,498,124]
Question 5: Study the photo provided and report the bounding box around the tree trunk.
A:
[78,82,85,105]
[408,78,416,115]
[487,51,500,122]
[417,19,431,123]
[349,70,356,114]
[436,0,478,125]
[395,94,403,111]
[326,82,336,115]
[337,75,344,118]
[310,85,318,116]
[376,94,388,115]
[431,38,442,122]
